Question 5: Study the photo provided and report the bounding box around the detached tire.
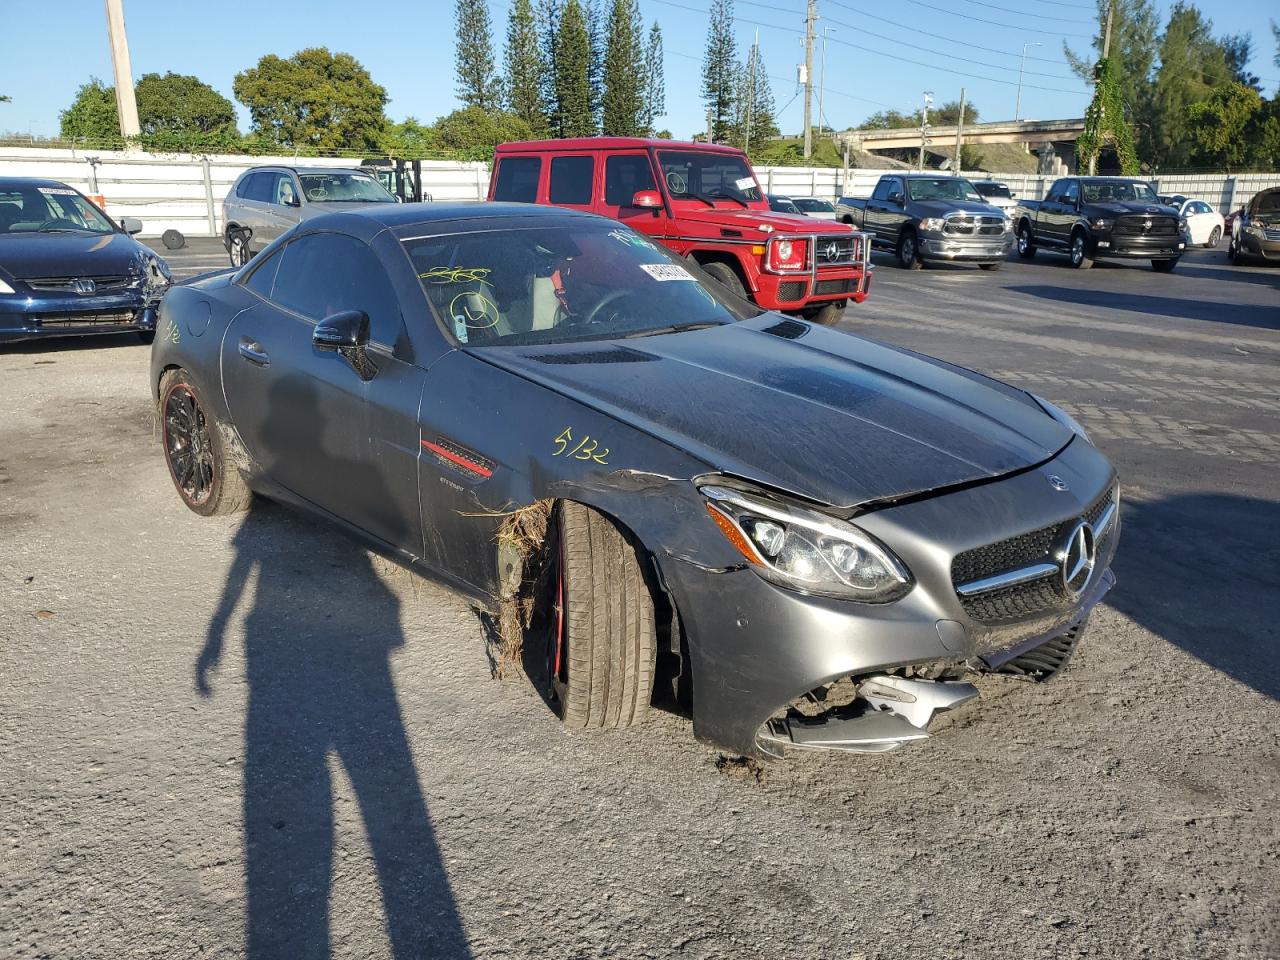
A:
[700,260,749,300]
[801,301,845,326]
[548,501,656,730]
[158,368,252,517]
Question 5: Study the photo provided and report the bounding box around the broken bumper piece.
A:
[757,676,978,755]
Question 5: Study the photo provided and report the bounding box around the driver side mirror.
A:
[282,194,301,208]
[313,309,370,350]
[120,217,143,235]
[631,190,663,210]
[887,191,905,206]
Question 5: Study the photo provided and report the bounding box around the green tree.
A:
[1065,0,1159,159]
[1186,82,1263,169]
[552,0,595,137]
[585,0,606,126]
[432,106,533,160]
[135,72,238,148]
[733,42,777,152]
[380,117,439,157]
[640,22,665,135]
[601,0,644,135]
[536,0,563,133]
[860,109,913,129]
[59,78,121,145]
[1147,3,1234,168]
[702,0,737,143]
[455,0,502,111]
[1077,58,1140,174]
[505,0,549,135]
[234,49,388,152]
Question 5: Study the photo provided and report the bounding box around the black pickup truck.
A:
[1015,176,1187,272]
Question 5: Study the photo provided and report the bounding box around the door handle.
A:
[238,337,270,366]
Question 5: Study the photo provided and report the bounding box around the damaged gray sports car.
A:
[151,203,1119,759]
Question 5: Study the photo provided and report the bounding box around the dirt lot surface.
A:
[2,239,1278,959]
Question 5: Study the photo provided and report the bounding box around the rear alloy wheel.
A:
[227,230,251,268]
[545,501,656,730]
[159,369,252,517]
[1151,258,1179,273]
[1205,226,1221,249]
[1069,231,1094,269]
[1016,223,1037,259]
[801,301,845,326]
[700,261,749,301]
[897,230,923,270]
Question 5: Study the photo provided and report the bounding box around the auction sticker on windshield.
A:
[734,177,756,192]
[639,263,695,282]
[37,187,78,195]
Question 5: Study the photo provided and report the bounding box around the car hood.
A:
[0,231,153,280]
[1085,201,1179,216]
[475,316,1072,509]
[673,206,854,236]
[912,199,1006,217]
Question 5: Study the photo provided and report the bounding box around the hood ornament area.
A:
[1057,520,1097,598]
[1047,475,1069,492]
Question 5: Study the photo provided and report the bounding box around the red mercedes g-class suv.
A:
[488,138,872,325]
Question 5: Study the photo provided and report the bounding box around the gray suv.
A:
[221,166,396,266]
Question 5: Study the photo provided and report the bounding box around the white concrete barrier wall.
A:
[1,146,1274,236]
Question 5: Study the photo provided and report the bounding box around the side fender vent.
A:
[719,228,744,238]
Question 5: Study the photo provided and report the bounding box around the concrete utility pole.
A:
[819,27,835,139]
[917,91,933,171]
[104,0,141,139]
[802,0,816,159]
[953,88,966,173]
[1089,0,1116,175]
[1015,41,1041,121]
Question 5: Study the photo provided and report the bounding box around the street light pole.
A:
[1015,41,1042,122]
[918,91,933,172]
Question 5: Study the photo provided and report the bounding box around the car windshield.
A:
[794,198,834,213]
[298,173,395,203]
[402,222,761,347]
[657,150,762,203]
[1081,180,1158,203]
[0,186,116,235]
[975,183,1012,199]
[907,178,984,202]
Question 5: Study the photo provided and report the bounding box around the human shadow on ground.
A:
[195,378,472,959]
[1108,493,1280,701]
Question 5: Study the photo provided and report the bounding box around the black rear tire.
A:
[547,501,656,730]
[158,368,253,518]
[700,260,749,300]
[1151,258,1179,273]
[801,301,845,326]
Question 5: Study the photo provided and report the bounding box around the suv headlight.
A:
[1029,392,1090,443]
[918,218,947,232]
[699,484,913,603]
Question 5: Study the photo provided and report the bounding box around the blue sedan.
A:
[0,177,172,345]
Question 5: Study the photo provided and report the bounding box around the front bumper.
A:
[1093,234,1186,259]
[662,437,1118,758]
[0,290,159,344]
[1239,231,1280,259]
[920,234,1013,263]
[753,230,875,310]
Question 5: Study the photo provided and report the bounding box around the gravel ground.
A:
[1,239,1277,960]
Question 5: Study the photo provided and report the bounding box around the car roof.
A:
[235,165,370,177]
[295,201,605,240]
[0,176,77,191]
[496,137,745,155]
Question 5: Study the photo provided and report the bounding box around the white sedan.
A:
[791,197,839,221]
[1175,198,1225,248]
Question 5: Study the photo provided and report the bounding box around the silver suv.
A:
[221,166,396,266]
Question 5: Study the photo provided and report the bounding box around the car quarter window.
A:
[493,157,541,203]
[549,155,594,205]
[269,233,403,348]
[241,246,282,297]
[604,154,657,206]
[245,172,277,203]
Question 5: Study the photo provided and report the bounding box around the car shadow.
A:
[194,379,472,958]
[1170,262,1280,288]
[0,332,149,355]
[1006,284,1280,331]
[1108,493,1279,701]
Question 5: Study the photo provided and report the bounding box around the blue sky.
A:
[1,0,1276,142]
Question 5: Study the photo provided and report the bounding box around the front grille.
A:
[26,274,136,293]
[952,484,1117,624]
[813,235,859,265]
[37,310,138,326]
[1264,228,1280,241]
[1114,215,1178,237]
[814,278,858,296]
[776,280,807,301]
[943,215,1005,237]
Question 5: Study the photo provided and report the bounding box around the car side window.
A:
[270,233,403,349]
[1062,181,1079,205]
[241,246,282,297]
[246,173,277,203]
[236,173,258,199]
[549,155,594,205]
[604,154,656,206]
[493,157,541,203]
[1046,181,1064,203]
[871,180,889,201]
[275,176,297,206]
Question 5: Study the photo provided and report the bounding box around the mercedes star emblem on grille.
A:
[823,241,840,262]
[1048,475,1069,492]
[1058,520,1097,598]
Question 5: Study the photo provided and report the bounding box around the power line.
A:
[666,47,904,110]
[953,0,1095,25]
[895,0,1095,39]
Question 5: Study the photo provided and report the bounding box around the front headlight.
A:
[918,218,947,232]
[1178,217,1189,234]
[699,484,913,603]
[1029,392,1090,443]
[148,256,172,282]
[1090,217,1114,231]
[0,277,15,295]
